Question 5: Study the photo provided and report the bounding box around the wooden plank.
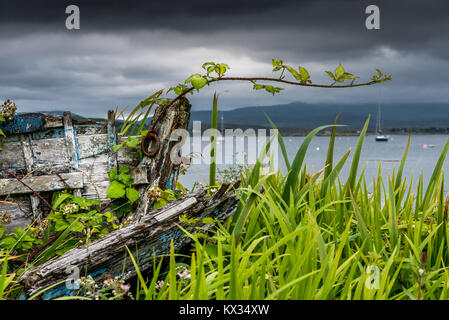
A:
[0,141,26,170]
[75,124,106,135]
[77,134,108,159]
[30,138,70,165]
[0,195,33,232]
[78,155,110,200]
[0,113,63,135]
[107,110,118,172]
[20,187,239,298]
[63,111,80,169]
[0,172,84,196]
[63,112,82,198]
[133,98,192,220]
[131,167,148,185]
[20,134,40,218]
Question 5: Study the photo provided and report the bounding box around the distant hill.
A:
[189,102,449,132]
[33,102,449,135]
[29,110,106,123]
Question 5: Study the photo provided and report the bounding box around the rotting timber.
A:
[0,98,239,298]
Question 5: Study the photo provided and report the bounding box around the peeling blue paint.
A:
[73,127,81,168]
[159,229,183,250]
[0,114,46,135]
[90,267,107,277]
[43,284,75,300]
[30,128,65,140]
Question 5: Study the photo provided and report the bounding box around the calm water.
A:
[179,134,449,190]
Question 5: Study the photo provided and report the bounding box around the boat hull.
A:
[375,135,389,142]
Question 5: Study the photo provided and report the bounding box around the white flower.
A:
[63,203,78,215]
[155,280,165,290]
[177,267,191,280]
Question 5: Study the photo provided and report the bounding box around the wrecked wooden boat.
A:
[0,98,239,298]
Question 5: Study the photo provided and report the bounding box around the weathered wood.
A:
[0,112,123,228]
[0,113,63,135]
[0,196,32,232]
[63,111,80,169]
[0,172,84,196]
[20,186,239,299]
[107,110,118,173]
[134,98,192,220]
[20,134,41,218]
[0,142,26,172]
[130,167,149,185]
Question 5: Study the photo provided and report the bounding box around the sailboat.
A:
[375,87,389,142]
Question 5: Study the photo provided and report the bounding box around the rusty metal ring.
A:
[141,131,160,157]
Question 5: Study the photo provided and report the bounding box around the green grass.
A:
[125,117,449,300]
[3,117,449,300]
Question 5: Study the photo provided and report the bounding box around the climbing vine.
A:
[115,58,391,140]
[167,59,391,104]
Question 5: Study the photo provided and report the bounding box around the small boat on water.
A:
[375,134,389,142]
[375,87,389,142]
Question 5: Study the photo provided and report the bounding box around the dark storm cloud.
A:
[0,0,448,117]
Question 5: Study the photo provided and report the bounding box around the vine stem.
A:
[167,76,378,108]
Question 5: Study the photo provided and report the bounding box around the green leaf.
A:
[395,134,411,190]
[112,142,125,153]
[202,217,215,224]
[153,199,168,210]
[99,228,110,237]
[107,181,126,199]
[0,236,17,249]
[125,137,140,149]
[126,187,140,203]
[104,211,115,223]
[13,227,25,238]
[71,221,84,232]
[108,169,118,181]
[284,65,301,81]
[376,68,383,77]
[185,74,208,91]
[216,63,230,76]
[118,173,132,186]
[335,64,345,79]
[325,71,336,81]
[345,116,370,198]
[298,66,310,82]
[119,166,131,175]
[54,220,69,232]
[253,84,283,96]
[264,112,291,171]
[282,124,336,203]
[202,62,215,70]
[272,58,283,67]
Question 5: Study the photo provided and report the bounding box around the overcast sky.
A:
[0,0,448,117]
